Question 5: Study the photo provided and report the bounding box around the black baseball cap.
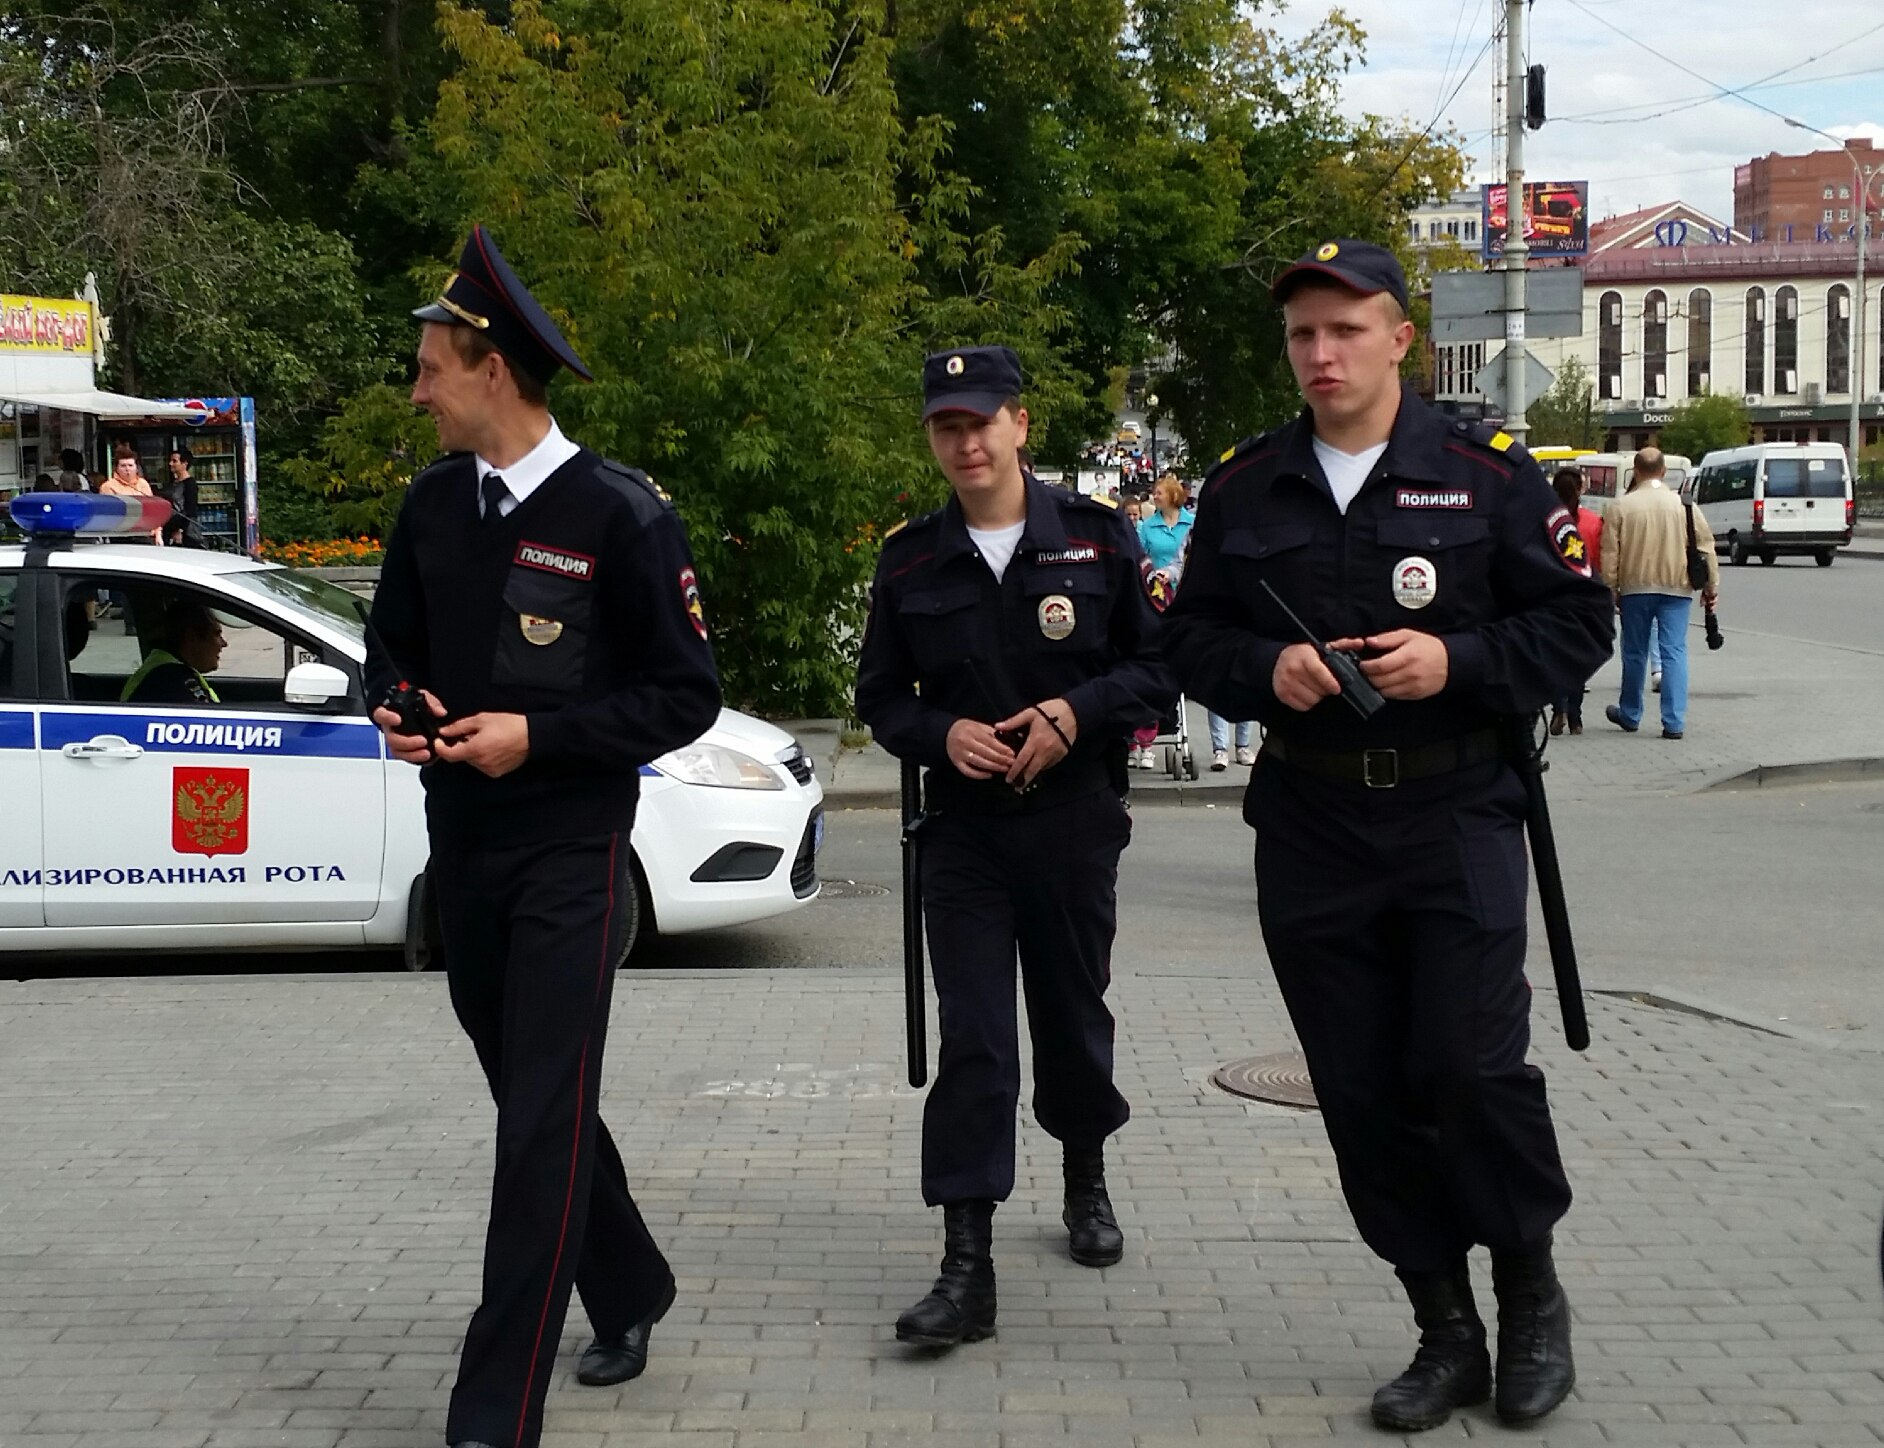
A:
[922,345,1023,421]
[414,224,593,385]
[1271,239,1410,314]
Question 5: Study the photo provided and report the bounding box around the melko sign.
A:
[0,295,96,356]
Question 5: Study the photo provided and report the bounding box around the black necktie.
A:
[481,471,510,522]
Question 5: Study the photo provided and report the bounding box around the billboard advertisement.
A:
[1482,181,1589,259]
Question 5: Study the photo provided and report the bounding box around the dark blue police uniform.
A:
[855,346,1173,1345]
[368,227,722,1448]
[1165,239,1613,1430]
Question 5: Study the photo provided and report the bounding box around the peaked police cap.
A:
[922,345,1023,421]
[413,225,593,384]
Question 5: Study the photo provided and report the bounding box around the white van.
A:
[1575,452,1694,517]
[1688,442,1853,566]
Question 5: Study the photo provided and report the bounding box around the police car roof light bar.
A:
[9,493,174,538]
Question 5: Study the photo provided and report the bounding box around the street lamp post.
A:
[1785,118,1881,465]
[1145,392,1160,476]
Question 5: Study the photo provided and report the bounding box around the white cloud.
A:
[1268,0,1884,221]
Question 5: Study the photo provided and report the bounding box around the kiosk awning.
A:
[3,387,197,420]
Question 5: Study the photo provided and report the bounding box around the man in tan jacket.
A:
[1600,448,1720,738]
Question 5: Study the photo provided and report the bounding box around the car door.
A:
[0,566,44,926]
[37,566,386,927]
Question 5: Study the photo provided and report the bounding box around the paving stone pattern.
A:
[2,967,1880,1447]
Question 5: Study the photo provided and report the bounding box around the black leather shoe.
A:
[1492,1238,1575,1424]
[1370,1263,1492,1432]
[577,1278,677,1387]
[896,1200,996,1346]
[1605,705,1638,733]
[1661,729,1683,739]
[1062,1145,1124,1267]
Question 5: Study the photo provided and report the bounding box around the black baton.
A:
[899,759,929,1087]
[1506,713,1590,1051]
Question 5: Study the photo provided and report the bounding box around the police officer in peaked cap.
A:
[855,345,1174,1347]
[1165,240,1612,1431]
[367,225,722,1448]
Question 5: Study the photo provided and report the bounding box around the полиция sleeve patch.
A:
[1545,505,1591,576]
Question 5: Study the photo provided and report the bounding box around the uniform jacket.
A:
[1165,385,1614,752]
[368,446,722,843]
[855,474,1174,811]
[1601,480,1720,597]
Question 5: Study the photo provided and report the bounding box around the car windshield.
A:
[1763,458,1846,498]
[221,566,367,642]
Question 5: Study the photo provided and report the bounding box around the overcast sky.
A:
[1272,0,1884,224]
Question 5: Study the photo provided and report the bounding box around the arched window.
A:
[1774,284,1799,394]
[1687,289,1712,395]
[1827,284,1851,395]
[1642,289,1669,399]
[1744,288,1766,395]
[1598,291,1623,400]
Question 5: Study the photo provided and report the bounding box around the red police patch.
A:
[680,567,708,639]
[514,540,596,581]
[1396,487,1474,509]
[172,766,249,857]
[1546,506,1591,577]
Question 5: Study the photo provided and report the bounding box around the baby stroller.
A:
[1138,566,1198,781]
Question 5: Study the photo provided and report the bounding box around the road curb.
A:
[821,780,1248,811]
[1703,756,1884,791]
[1597,986,1869,1051]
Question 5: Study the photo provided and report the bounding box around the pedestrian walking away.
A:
[1165,239,1613,1432]
[366,225,722,1448]
[1547,465,1602,736]
[1601,447,1720,740]
[855,344,1173,1348]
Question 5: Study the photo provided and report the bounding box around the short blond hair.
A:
[1152,475,1186,510]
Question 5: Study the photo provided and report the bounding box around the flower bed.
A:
[260,536,386,568]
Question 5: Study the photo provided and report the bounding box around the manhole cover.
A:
[820,880,891,898]
[1212,1051,1319,1109]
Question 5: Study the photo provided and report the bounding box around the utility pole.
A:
[1500,0,1530,440]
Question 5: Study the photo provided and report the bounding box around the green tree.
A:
[1657,391,1751,461]
[1524,356,1603,450]
[417,0,1070,714]
[274,383,439,541]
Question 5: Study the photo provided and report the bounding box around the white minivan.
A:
[1576,451,1694,517]
[1686,442,1854,566]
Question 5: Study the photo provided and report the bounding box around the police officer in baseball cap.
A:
[856,344,1173,1347]
[1166,238,1612,1431]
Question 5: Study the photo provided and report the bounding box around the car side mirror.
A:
[283,660,351,709]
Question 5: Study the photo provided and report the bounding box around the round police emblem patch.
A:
[520,614,564,645]
[1391,556,1437,610]
[1037,594,1076,640]
[1316,241,1340,261]
[946,354,965,375]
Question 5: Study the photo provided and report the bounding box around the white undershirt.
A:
[1313,437,1388,515]
[967,520,1027,581]
[475,416,581,517]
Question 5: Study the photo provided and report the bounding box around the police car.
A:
[0,494,823,964]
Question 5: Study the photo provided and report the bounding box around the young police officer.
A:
[1165,242,1612,1431]
[855,346,1172,1346]
[368,226,721,1448]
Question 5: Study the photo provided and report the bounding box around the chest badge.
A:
[1037,594,1076,640]
[1391,556,1437,610]
[519,614,564,645]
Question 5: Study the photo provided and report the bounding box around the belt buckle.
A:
[1362,748,1399,789]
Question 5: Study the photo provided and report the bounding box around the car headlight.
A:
[653,742,785,790]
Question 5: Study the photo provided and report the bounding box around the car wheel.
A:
[403,869,440,973]
[1759,548,1777,566]
[1730,538,1749,566]
[1815,549,1834,567]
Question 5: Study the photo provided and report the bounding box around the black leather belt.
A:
[1262,728,1504,789]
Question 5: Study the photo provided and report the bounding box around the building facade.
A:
[1735,139,1881,237]
[1406,187,1484,252]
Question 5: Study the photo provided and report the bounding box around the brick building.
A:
[1734,139,1881,236]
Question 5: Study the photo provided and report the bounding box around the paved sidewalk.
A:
[1,968,1880,1448]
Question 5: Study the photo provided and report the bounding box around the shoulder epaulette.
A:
[884,507,944,545]
[882,519,909,541]
[409,451,469,490]
[599,457,673,504]
[1217,435,1261,464]
[1453,420,1532,465]
[1085,492,1118,509]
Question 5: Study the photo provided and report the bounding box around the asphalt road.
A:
[1714,542,1884,655]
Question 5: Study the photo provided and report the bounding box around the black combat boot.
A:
[1491,1236,1575,1424]
[1062,1144,1124,1267]
[895,1200,996,1346]
[1370,1263,1492,1432]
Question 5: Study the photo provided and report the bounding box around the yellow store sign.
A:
[0,295,96,356]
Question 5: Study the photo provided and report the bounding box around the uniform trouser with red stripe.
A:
[431,831,672,1448]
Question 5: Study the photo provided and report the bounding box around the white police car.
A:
[0,494,823,963]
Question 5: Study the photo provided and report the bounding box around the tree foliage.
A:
[1525,356,1604,450]
[1657,391,1752,462]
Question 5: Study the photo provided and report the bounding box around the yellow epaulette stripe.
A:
[883,518,909,539]
[1489,431,1515,453]
[1091,493,1118,509]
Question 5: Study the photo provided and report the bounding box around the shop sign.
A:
[0,295,95,355]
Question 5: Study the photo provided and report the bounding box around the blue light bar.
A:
[9,493,174,537]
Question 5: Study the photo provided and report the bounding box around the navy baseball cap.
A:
[1271,239,1410,315]
[414,225,593,384]
[922,345,1023,421]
